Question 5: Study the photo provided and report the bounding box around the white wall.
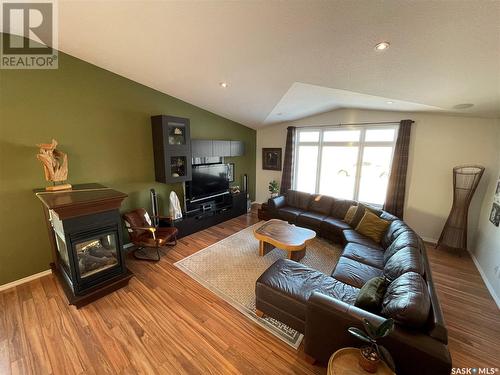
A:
[471,128,500,307]
[256,108,499,245]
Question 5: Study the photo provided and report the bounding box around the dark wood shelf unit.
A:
[151,115,192,184]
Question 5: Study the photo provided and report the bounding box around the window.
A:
[293,125,398,206]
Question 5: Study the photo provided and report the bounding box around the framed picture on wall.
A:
[489,203,500,227]
[489,176,500,227]
[227,163,235,182]
[262,148,282,171]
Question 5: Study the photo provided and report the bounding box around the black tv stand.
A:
[185,191,232,216]
[160,192,249,238]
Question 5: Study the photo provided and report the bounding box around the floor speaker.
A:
[150,188,159,226]
[243,174,248,193]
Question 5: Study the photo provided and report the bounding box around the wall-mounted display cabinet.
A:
[191,139,245,157]
[151,115,192,184]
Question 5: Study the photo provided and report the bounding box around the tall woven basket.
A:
[437,165,484,251]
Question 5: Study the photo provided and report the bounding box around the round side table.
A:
[327,347,395,375]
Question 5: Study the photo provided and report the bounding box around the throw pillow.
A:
[343,205,358,224]
[350,203,383,228]
[356,211,391,243]
[355,276,387,313]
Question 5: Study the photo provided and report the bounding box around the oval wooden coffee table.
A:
[254,219,316,261]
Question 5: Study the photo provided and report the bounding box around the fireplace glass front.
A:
[55,232,71,276]
[74,233,118,278]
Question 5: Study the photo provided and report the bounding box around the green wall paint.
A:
[0,44,256,286]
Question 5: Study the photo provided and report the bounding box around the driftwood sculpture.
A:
[36,139,72,191]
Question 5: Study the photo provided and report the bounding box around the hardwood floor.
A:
[0,210,499,374]
[425,246,500,369]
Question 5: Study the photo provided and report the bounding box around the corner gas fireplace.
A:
[35,183,133,308]
[51,211,126,294]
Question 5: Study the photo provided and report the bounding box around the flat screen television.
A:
[186,164,229,201]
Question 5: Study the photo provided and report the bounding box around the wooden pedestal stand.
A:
[45,183,72,191]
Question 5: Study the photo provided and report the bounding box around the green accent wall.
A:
[0,43,256,286]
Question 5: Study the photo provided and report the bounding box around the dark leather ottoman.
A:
[255,259,359,332]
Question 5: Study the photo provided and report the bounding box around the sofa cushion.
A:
[285,190,312,210]
[381,220,412,249]
[384,246,424,281]
[383,231,422,263]
[355,211,391,244]
[343,205,358,225]
[330,198,358,219]
[332,257,383,288]
[342,242,384,269]
[267,195,286,211]
[343,229,383,250]
[297,211,327,230]
[350,203,384,228]
[355,276,387,313]
[309,194,335,215]
[380,211,398,221]
[277,207,304,223]
[382,272,431,328]
[256,259,359,321]
[320,216,351,233]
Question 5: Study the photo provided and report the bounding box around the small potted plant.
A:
[348,318,396,373]
[268,180,280,198]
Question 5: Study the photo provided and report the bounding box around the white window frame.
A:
[293,124,399,206]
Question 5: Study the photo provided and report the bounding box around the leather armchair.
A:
[123,208,178,261]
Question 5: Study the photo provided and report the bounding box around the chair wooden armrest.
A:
[128,226,157,232]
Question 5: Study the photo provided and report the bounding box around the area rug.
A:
[174,222,342,349]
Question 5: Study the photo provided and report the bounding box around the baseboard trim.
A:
[421,236,438,245]
[0,269,53,292]
[468,250,500,309]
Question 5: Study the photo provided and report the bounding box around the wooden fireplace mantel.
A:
[34,183,128,219]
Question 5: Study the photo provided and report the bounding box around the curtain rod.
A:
[295,121,401,129]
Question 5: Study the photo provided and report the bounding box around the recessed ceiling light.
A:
[453,103,474,109]
[219,82,228,88]
[386,101,394,104]
[374,42,390,51]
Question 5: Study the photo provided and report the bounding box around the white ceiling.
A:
[46,1,500,127]
[264,83,445,124]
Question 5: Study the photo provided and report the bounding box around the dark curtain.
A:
[384,119,414,218]
[280,126,296,194]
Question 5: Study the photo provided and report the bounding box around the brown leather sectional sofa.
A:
[256,190,452,375]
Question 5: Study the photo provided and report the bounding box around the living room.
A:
[0,1,499,374]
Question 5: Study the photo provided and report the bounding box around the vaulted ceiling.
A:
[54,1,500,127]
